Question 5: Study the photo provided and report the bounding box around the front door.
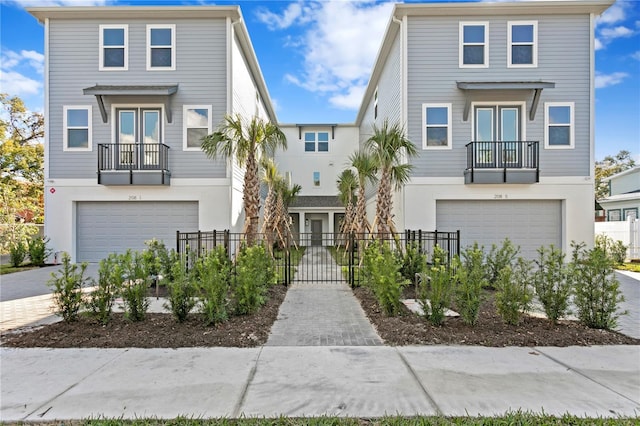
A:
[475,106,521,167]
[116,108,162,169]
[310,220,323,246]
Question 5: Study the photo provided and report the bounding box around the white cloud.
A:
[595,1,636,50]
[0,70,42,96]
[632,50,640,61]
[594,38,603,51]
[595,71,629,89]
[266,0,394,111]
[596,1,627,27]
[599,25,633,39]
[1,48,45,98]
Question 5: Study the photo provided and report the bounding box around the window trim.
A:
[313,171,321,187]
[422,103,452,150]
[99,24,128,71]
[508,21,537,68]
[303,131,330,153]
[459,21,489,68]
[183,105,212,151]
[63,105,92,152]
[623,208,638,220]
[147,24,176,71]
[544,102,575,149]
[607,209,621,221]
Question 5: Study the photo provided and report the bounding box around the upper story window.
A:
[63,106,92,151]
[459,22,488,68]
[508,21,537,67]
[545,102,574,149]
[304,131,329,152]
[183,105,212,150]
[147,24,175,70]
[99,25,128,70]
[422,103,452,150]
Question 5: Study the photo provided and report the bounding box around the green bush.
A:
[142,239,174,281]
[27,236,52,266]
[362,240,407,316]
[232,244,274,315]
[119,250,150,321]
[571,242,626,330]
[486,238,520,288]
[198,246,232,325]
[419,246,453,326]
[9,240,28,267]
[400,242,427,282]
[595,234,627,265]
[533,245,572,324]
[85,253,121,325]
[495,258,533,326]
[453,243,487,326]
[164,259,197,323]
[48,253,91,322]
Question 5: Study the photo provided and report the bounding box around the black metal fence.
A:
[465,141,539,170]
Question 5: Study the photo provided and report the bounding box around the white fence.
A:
[594,218,640,261]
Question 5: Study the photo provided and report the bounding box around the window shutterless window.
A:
[304,132,316,152]
[313,171,320,187]
[508,21,537,67]
[422,103,452,149]
[459,22,488,68]
[304,131,330,152]
[545,102,574,149]
[608,209,621,221]
[183,105,211,150]
[147,24,175,70]
[99,25,127,70]
[623,208,638,220]
[63,106,92,151]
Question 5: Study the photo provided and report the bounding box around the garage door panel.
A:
[77,201,198,262]
[436,200,561,259]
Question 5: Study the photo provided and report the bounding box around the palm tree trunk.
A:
[244,154,260,243]
[376,168,392,239]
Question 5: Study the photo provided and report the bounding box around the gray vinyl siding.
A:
[406,14,591,178]
[48,18,228,179]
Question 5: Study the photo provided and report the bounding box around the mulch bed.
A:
[1,284,287,349]
[353,286,640,347]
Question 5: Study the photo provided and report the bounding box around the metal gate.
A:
[291,233,352,283]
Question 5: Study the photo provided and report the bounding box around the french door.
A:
[116,108,161,169]
[474,106,520,167]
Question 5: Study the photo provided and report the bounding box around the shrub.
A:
[9,241,28,267]
[419,246,453,326]
[119,250,150,321]
[28,236,52,266]
[198,246,232,325]
[453,243,487,326]
[533,245,572,324]
[85,253,121,325]
[232,244,274,315]
[595,234,627,265]
[495,258,533,326]
[164,259,197,323]
[400,242,427,282]
[142,239,173,280]
[48,252,91,322]
[486,238,520,288]
[571,242,626,330]
[362,240,407,316]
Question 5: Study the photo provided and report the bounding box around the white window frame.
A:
[422,103,452,150]
[63,105,92,151]
[313,171,321,187]
[99,24,128,71]
[508,21,537,68]
[544,102,574,149]
[147,24,176,71]
[303,131,330,153]
[183,105,212,151]
[459,21,489,68]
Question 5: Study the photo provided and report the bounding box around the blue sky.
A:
[1,0,638,161]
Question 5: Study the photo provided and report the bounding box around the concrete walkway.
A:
[267,246,381,346]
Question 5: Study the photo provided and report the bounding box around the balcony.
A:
[465,141,539,184]
[97,143,171,185]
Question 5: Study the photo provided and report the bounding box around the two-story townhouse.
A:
[600,166,640,221]
[356,0,612,258]
[28,6,276,262]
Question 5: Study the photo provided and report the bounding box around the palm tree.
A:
[201,114,286,241]
[260,157,281,241]
[336,169,357,240]
[275,180,301,249]
[349,149,377,236]
[365,119,418,238]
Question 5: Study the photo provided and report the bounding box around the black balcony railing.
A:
[98,143,170,185]
[465,141,539,184]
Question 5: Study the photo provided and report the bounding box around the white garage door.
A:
[77,201,198,262]
[436,200,561,258]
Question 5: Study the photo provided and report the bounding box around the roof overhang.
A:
[27,6,241,22]
[83,84,179,123]
[456,81,556,121]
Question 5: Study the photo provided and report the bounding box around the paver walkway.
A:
[266,246,382,346]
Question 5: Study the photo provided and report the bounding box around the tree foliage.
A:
[595,150,636,201]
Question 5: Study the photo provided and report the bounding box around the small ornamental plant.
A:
[533,245,572,324]
[420,246,453,326]
[486,238,520,288]
[119,250,150,321]
[198,246,232,326]
[495,258,533,326]
[85,253,121,325]
[28,236,52,267]
[363,240,406,316]
[453,243,487,326]
[48,252,91,322]
[232,243,274,315]
[164,259,197,323]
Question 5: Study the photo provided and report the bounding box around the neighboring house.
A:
[599,166,640,221]
[354,0,612,258]
[31,0,612,262]
[28,6,276,262]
